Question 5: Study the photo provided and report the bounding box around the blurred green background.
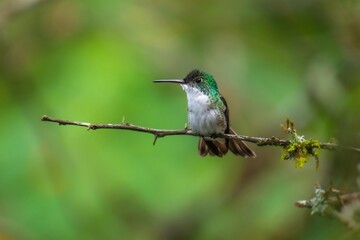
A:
[0,0,359,239]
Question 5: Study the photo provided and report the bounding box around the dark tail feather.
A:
[198,138,228,157]
[228,128,256,158]
[198,138,208,157]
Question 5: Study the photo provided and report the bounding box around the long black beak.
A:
[153,79,185,84]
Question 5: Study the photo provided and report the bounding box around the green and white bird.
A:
[154,69,256,158]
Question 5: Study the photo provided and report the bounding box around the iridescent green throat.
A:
[201,71,223,105]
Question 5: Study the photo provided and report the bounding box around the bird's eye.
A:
[196,78,203,83]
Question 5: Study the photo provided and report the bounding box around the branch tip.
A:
[41,115,49,121]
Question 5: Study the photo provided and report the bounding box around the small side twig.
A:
[295,186,360,230]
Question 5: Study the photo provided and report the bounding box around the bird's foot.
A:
[203,135,218,141]
[210,134,219,139]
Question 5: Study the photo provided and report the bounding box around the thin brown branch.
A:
[39,115,359,152]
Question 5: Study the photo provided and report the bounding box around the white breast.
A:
[182,85,226,136]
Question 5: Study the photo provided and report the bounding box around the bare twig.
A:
[40,115,358,152]
[295,192,360,208]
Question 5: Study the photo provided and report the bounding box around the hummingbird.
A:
[154,69,256,158]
